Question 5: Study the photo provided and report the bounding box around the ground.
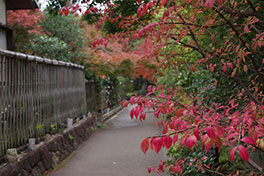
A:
[49,106,167,176]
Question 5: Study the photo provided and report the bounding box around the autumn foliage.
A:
[111,0,264,174]
[7,9,43,34]
[123,85,263,173]
[60,0,264,174]
[70,0,264,174]
[17,0,264,174]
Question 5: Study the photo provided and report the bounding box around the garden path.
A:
[49,106,166,176]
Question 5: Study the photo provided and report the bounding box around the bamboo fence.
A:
[0,49,86,158]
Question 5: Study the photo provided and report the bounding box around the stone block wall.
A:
[0,114,100,176]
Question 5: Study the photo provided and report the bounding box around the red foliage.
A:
[122,85,264,174]
[140,137,149,154]
[7,9,43,34]
[69,0,264,174]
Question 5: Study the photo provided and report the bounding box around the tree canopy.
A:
[63,0,264,175]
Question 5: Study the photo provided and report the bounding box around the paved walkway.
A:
[50,106,167,176]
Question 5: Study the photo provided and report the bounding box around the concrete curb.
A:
[101,106,124,123]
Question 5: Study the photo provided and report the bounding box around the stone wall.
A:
[0,114,100,176]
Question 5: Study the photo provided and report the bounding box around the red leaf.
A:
[130,109,134,119]
[193,127,200,140]
[163,10,169,18]
[147,168,151,173]
[189,108,194,116]
[143,4,147,15]
[185,135,197,149]
[60,8,65,16]
[174,90,177,97]
[227,62,233,69]
[238,145,249,162]
[207,126,216,139]
[176,108,185,117]
[244,25,250,33]
[134,108,139,119]
[205,143,211,153]
[173,134,178,144]
[84,9,90,15]
[146,2,152,9]
[160,0,168,6]
[152,87,156,93]
[163,122,168,134]
[241,137,256,145]
[215,126,224,137]
[226,132,239,140]
[201,134,210,145]
[222,64,227,73]
[130,96,135,104]
[137,4,143,17]
[180,136,186,147]
[138,28,144,39]
[153,137,162,153]
[210,64,214,72]
[64,8,69,16]
[150,138,155,150]
[140,138,149,154]
[205,0,214,9]
[139,112,146,121]
[104,40,108,48]
[185,0,192,5]
[164,135,172,149]
[229,146,237,162]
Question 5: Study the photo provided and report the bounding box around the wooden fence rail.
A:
[0,49,86,158]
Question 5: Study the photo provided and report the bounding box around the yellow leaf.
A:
[243,65,248,72]
[231,68,237,78]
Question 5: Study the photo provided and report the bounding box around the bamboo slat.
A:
[0,50,87,158]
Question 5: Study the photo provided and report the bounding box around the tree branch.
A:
[221,5,264,22]
[205,169,225,176]
[147,126,195,138]
[215,9,264,84]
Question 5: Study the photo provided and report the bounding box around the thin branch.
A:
[221,5,264,22]
[214,67,261,104]
[171,36,262,104]
[205,169,225,176]
[234,74,261,104]
[215,9,264,84]
[164,22,227,28]
[177,14,207,58]
[147,126,195,138]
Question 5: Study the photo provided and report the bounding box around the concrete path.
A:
[50,106,167,176]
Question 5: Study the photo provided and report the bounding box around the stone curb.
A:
[102,106,124,123]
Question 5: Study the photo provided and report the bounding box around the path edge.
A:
[0,106,124,176]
